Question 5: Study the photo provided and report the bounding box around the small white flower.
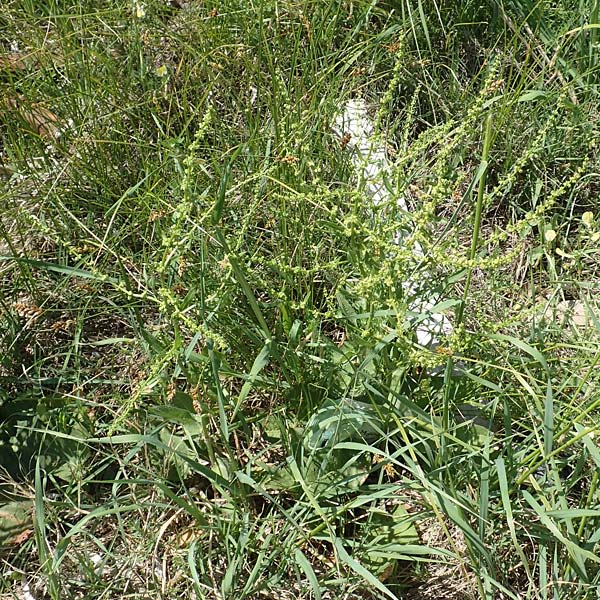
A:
[544,229,556,242]
[135,3,146,18]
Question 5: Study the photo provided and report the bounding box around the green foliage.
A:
[1,0,600,598]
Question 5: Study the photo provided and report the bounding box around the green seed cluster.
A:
[374,36,406,135]
[158,106,214,275]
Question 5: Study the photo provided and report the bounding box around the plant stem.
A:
[456,112,494,326]
[442,112,494,455]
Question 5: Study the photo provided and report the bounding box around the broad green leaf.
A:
[305,398,383,450]
[359,503,420,578]
[150,405,198,426]
[518,90,547,102]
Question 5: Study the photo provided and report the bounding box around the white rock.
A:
[335,99,454,352]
